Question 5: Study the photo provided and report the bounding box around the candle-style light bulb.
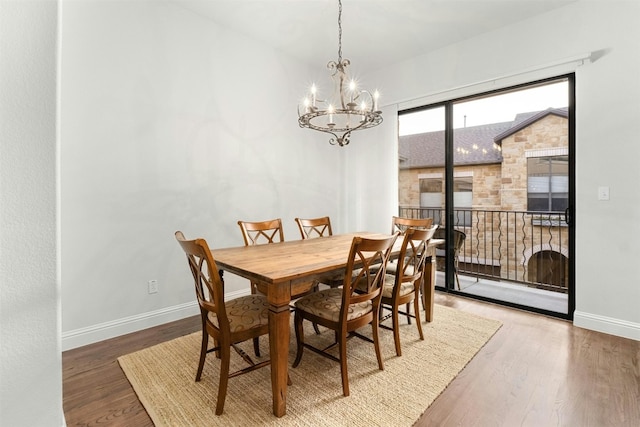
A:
[373,90,380,112]
[349,80,356,103]
[311,84,317,107]
[328,104,335,125]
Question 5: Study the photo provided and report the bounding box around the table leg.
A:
[422,255,436,322]
[268,294,291,417]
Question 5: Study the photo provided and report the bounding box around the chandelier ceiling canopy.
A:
[297,0,382,147]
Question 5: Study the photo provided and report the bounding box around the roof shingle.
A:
[398,107,568,170]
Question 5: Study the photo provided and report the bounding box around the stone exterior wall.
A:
[399,163,502,210]
[501,114,568,211]
[399,113,570,290]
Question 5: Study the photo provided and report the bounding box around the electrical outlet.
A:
[597,186,610,201]
[148,279,158,294]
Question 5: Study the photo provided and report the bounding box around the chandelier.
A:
[297,0,383,147]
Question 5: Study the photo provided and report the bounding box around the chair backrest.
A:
[433,227,466,254]
[395,226,438,286]
[342,233,399,319]
[295,216,333,239]
[175,231,228,330]
[451,229,466,253]
[391,216,433,234]
[237,218,284,246]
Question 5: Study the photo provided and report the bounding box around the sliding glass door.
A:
[398,75,575,320]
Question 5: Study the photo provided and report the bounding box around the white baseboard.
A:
[62,301,198,351]
[574,311,640,341]
[62,288,251,351]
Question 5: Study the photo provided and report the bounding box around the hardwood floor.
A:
[417,295,640,426]
[63,316,200,426]
[62,293,640,426]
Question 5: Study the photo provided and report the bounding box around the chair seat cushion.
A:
[208,294,269,332]
[381,274,416,299]
[384,263,416,276]
[294,288,372,322]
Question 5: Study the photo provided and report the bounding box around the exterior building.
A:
[399,108,569,292]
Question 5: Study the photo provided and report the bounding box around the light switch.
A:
[598,186,610,201]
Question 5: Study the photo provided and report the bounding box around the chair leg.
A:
[196,331,208,381]
[338,332,350,397]
[392,303,402,357]
[420,275,426,312]
[405,302,412,324]
[311,283,321,334]
[253,337,260,357]
[215,343,231,415]
[413,295,424,341]
[372,311,385,371]
[292,312,305,368]
[214,338,221,359]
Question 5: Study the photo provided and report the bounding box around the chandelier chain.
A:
[337,0,343,63]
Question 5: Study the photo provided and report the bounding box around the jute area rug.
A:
[118,304,501,426]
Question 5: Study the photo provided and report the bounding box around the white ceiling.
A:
[174,0,576,72]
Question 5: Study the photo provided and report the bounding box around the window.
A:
[527,156,568,212]
[419,177,443,223]
[419,177,442,206]
[453,176,472,226]
[418,175,472,226]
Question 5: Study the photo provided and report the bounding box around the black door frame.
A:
[402,74,576,321]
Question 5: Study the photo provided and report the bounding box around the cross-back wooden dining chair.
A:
[238,217,284,245]
[238,218,321,340]
[237,218,285,296]
[387,216,434,276]
[391,216,433,234]
[292,233,399,397]
[295,216,333,239]
[175,231,271,415]
[295,216,343,288]
[379,226,438,356]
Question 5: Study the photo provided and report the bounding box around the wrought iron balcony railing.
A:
[399,207,569,293]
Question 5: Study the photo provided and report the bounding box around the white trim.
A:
[62,301,199,350]
[61,288,250,350]
[417,171,475,179]
[526,147,568,158]
[398,52,592,111]
[418,172,442,179]
[574,311,640,341]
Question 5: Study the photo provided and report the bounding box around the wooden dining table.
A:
[210,232,443,417]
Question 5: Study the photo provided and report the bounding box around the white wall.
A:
[60,0,343,349]
[4,1,636,424]
[362,0,640,340]
[342,104,399,234]
[59,0,640,350]
[0,0,64,425]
